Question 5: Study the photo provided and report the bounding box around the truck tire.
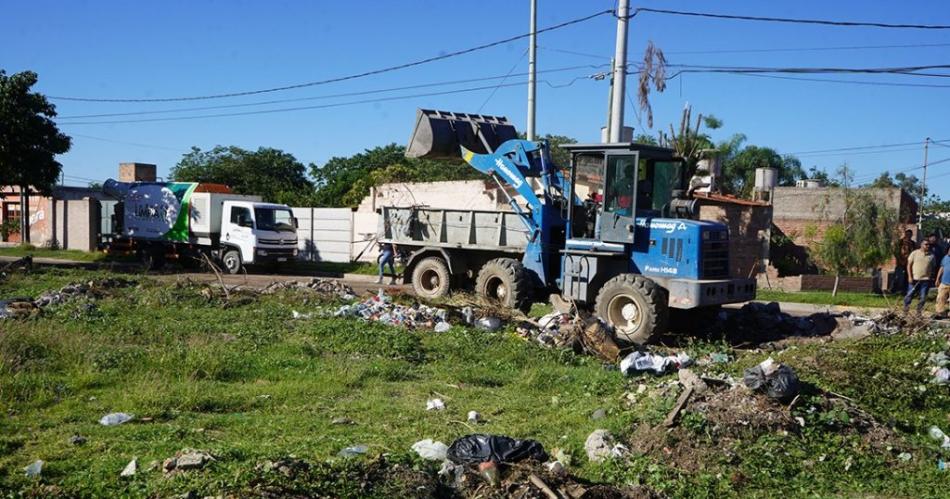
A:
[221,249,243,275]
[411,256,451,300]
[595,274,668,345]
[475,258,533,312]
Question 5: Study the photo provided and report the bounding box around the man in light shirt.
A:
[904,239,936,315]
[935,245,950,319]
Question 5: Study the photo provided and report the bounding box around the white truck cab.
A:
[220,201,298,274]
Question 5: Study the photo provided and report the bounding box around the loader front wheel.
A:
[475,258,533,312]
[412,257,451,300]
[595,274,667,345]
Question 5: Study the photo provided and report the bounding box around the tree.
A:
[813,189,899,295]
[0,70,72,243]
[310,144,481,207]
[171,146,314,205]
[716,135,804,197]
[658,106,721,178]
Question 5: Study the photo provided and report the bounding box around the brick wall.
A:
[697,201,772,278]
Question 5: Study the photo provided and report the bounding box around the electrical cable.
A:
[712,72,950,89]
[63,133,183,151]
[629,7,950,30]
[790,140,948,156]
[56,76,597,125]
[47,9,614,103]
[56,64,608,120]
[477,49,528,113]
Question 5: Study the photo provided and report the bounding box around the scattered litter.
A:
[256,457,310,478]
[434,321,451,333]
[467,411,481,423]
[898,452,912,462]
[163,450,214,472]
[291,310,313,320]
[584,429,616,463]
[678,369,708,396]
[478,461,500,486]
[2,278,134,320]
[461,307,475,325]
[68,434,86,445]
[934,368,950,385]
[544,460,565,475]
[743,357,801,402]
[446,434,547,464]
[99,412,134,426]
[426,398,445,411]
[620,351,692,376]
[335,289,449,330]
[940,459,948,471]
[476,316,503,332]
[262,278,355,300]
[331,417,355,425]
[709,352,731,363]
[120,458,137,477]
[929,426,950,449]
[927,349,950,384]
[411,439,449,461]
[24,460,43,478]
[337,445,369,458]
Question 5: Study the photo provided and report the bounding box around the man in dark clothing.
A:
[891,229,916,294]
[376,242,397,285]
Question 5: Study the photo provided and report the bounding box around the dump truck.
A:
[379,109,756,344]
[104,179,298,274]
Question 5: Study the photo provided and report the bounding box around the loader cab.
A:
[562,143,687,245]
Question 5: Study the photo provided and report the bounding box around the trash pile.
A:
[717,301,837,343]
[927,348,950,385]
[518,313,624,363]
[0,278,134,319]
[334,289,450,330]
[620,351,693,376]
[743,357,801,402]
[262,278,356,300]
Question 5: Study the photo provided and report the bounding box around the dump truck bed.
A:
[379,206,528,252]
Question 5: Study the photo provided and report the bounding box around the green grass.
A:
[0,245,109,263]
[0,268,948,497]
[757,289,901,309]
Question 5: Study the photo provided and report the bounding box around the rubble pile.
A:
[0,278,134,319]
[262,278,356,300]
[334,289,450,330]
[842,309,942,337]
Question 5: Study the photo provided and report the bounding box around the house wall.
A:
[697,201,772,279]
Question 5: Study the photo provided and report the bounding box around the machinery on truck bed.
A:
[379,109,756,344]
[104,179,298,274]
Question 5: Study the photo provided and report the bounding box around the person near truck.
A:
[904,239,935,315]
[936,245,950,319]
[376,241,397,285]
[891,229,916,294]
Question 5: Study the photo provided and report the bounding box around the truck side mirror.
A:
[293,217,299,228]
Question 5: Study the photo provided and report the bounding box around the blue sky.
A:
[4,0,949,197]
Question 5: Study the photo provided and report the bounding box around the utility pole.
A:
[919,137,930,235]
[608,0,630,143]
[526,0,538,141]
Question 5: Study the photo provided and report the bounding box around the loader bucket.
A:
[405,109,518,159]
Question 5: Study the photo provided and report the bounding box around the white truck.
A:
[104,179,298,273]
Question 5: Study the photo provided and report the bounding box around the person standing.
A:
[891,229,916,294]
[936,246,950,319]
[904,239,936,314]
[376,241,397,285]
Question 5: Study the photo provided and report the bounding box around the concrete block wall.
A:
[697,202,772,279]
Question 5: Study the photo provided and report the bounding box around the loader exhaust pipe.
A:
[405,109,519,160]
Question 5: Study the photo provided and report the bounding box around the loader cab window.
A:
[636,160,686,216]
[570,152,604,238]
[230,207,253,228]
[604,155,637,217]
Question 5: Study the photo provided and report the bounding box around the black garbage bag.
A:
[446,434,547,464]
[743,363,800,402]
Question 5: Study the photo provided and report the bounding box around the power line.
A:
[64,133,183,152]
[56,64,606,120]
[666,63,950,77]
[630,7,950,30]
[717,72,950,89]
[47,9,613,103]
[665,41,950,55]
[795,146,925,158]
[790,139,949,156]
[56,77,595,125]
[478,49,528,113]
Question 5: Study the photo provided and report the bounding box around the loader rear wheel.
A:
[221,249,242,275]
[412,257,451,300]
[475,258,533,312]
[595,274,667,345]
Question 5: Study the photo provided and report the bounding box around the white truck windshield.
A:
[254,208,295,232]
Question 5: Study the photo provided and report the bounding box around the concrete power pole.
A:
[608,0,630,143]
[526,0,537,141]
[920,137,930,234]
